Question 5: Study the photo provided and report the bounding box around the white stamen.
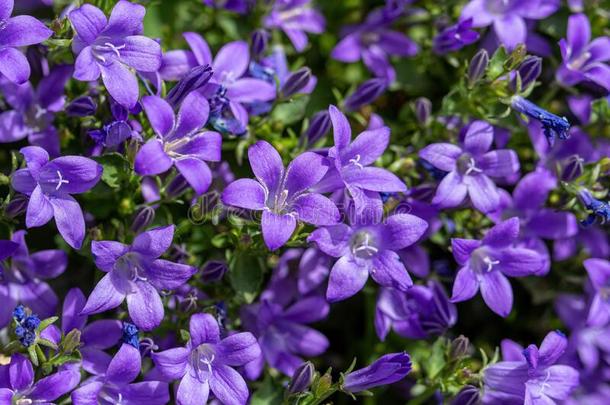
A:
[483,256,500,272]
[55,170,69,191]
[349,154,364,169]
[465,158,482,176]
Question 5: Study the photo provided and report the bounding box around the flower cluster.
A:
[0,0,609,404]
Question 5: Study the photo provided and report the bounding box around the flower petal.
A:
[209,364,249,405]
[293,193,340,225]
[152,347,189,380]
[262,211,296,251]
[81,273,125,315]
[134,139,174,176]
[175,157,213,195]
[126,281,164,331]
[326,255,369,302]
[222,178,266,210]
[106,343,141,385]
[480,271,513,317]
[26,186,53,228]
[49,194,86,249]
[190,313,220,346]
[248,140,284,192]
[0,47,30,84]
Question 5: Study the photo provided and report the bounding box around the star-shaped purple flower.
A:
[152,313,261,405]
[68,0,162,108]
[419,120,519,213]
[10,146,103,249]
[222,140,340,250]
[556,13,610,91]
[450,217,545,317]
[263,0,325,52]
[134,91,222,196]
[0,0,53,84]
[82,225,197,330]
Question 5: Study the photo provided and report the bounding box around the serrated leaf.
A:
[93,153,131,189]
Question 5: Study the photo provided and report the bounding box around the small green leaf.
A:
[94,153,131,189]
[38,316,59,332]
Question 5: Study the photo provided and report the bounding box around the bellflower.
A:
[222,140,340,250]
[313,105,407,211]
[263,0,325,52]
[241,296,329,378]
[0,230,66,327]
[72,343,169,404]
[0,354,81,404]
[152,313,261,405]
[0,0,53,84]
[460,0,559,50]
[10,146,102,249]
[557,13,610,91]
[584,258,610,327]
[202,0,249,14]
[483,331,579,404]
[81,225,197,330]
[375,280,457,341]
[88,98,142,152]
[450,218,545,317]
[331,7,418,81]
[419,121,519,213]
[134,92,222,196]
[308,196,428,302]
[511,96,570,146]
[433,18,480,54]
[0,65,72,156]
[488,168,578,275]
[342,352,412,393]
[68,1,162,108]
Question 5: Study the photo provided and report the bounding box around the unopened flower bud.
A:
[512,56,542,92]
[5,194,28,217]
[62,329,82,354]
[449,335,471,360]
[415,97,432,125]
[201,260,228,283]
[166,174,190,197]
[167,65,213,107]
[131,206,156,234]
[468,49,489,86]
[562,155,584,182]
[288,361,315,394]
[66,96,97,117]
[451,385,480,405]
[281,67,312,97]
[251,29,270,60]
[301,110,331,145]
[344,78,387,112]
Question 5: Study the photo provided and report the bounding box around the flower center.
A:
[270,189,290,214]
[53,170,70,191]
[15,398,33,405]
[568,51,591,70]
[92,38,126,64]
[472,248,500,274]
[351,230,378,259]
[191,344,216,382]
[457,153,482,176]
[115,254,148,288]
[349,154,364,169]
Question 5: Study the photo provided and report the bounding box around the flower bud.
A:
[449,335,471,360]
[5,194,28,217]
[301,110,331,145]
[512,56,542,91]
[131,206,156,234]
[201,260,228,283]
[281,67,312,97]
[451,385,480,405]
[66,96,97,117]
[288,362,315,394]
[251,29,270,60]
[166,174,190,197]
[561,155,584,182]
[415,97,432,125]
[167,65,213,107]
[468,49,489,86]
[62,329,82,354]
[344,78,388,112]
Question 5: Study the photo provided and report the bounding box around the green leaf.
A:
[179,329,191,343]
[38,316,59,332]
[487,46,508,81]
[250,376,283,405]
[229,252,265,303]
[93,153,131,189]
[272,96,310,125]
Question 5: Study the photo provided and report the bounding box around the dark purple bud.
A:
[512,56,542,91]
[130,206,156,234]
[342,353,411,393]
[449,335,471,360]
[415,97,432,125]
[26,45,48,79]
[468,49,489,85]
[281,67,311,97]
[451,385,480,405]
[104,121,133,147]
[301,110,331,145]
[344,78,388,112]
[561,155,584,182]
[251,29,270,60]
[288,361,315,394]
[66,96,97,117]
[201,260,228,283]
[5,194,28,217]
[166,174,190,197]
[110,98,129,121]
[167,65,214,108]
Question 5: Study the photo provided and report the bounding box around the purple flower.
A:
[557,13,610,91]
[483,331,579,404]
[419,120,519,213]
[10,146,103,249]
[0,0,52,84]
[263,0,325,52]
[241,296,329,377]
[309,197,428,302]
[152,313,261,405]
[0,354,80,404]
[460,0,559,51]
[0,65,72,155]
[331,7,417,81]
[72,343,169,404]
[134,92,222,196]
[313,105,406,211]
[342,352,411,393]
[202,0,250,14]
[68,1,162,108]
[375,280,457,341]
[433,18,480,54]
[0,230,66,327]
[584,258,610,327]
[222,140,340,250]
[82,225,197,330]
[450,217,545,317]
[511,96,570,146]
[488,168,578,275]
